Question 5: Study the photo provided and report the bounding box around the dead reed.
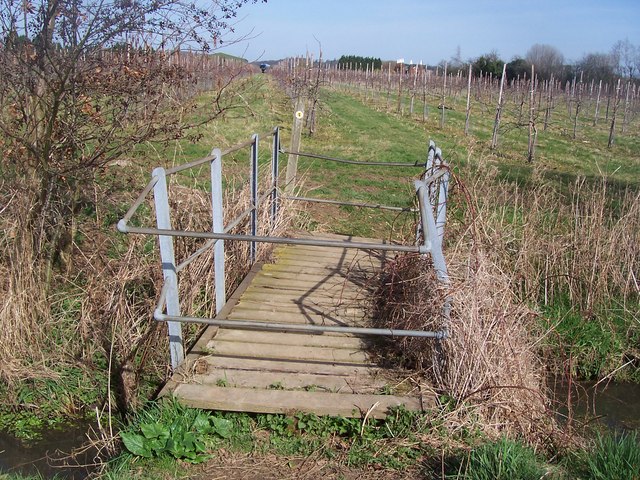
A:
[453,162,640,313]
[375,158,639,447]
[169,174,298,320]
[0,156,297,407]
[375,248,556,448]
[0,188,54,384]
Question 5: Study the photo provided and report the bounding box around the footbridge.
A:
[117,128,451,418]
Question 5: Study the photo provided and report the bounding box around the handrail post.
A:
[430,146,442,208]
[434,147,448,239]
[152,167,184,369]
[250,134,259,264]
[436,168,449,239]
[210,148,226,314]
[418,140,437,243]
[415,179,449,284]
[426,140,436,172]
[415,182,432,254]
[270,127,280,231]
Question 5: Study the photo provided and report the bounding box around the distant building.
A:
[394,59,425,74]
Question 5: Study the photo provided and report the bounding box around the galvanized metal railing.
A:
[117,129,451,369]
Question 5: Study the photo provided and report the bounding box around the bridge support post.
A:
[153,167,184,369]
[210,149,226,314]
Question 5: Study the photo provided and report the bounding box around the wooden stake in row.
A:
[491,63,507,149]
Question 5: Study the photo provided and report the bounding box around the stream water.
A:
[0,422,98,479]
[1,381,639,479]
[551,378,640,431]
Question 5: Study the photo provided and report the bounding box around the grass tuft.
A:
[451,437,547,480]
[572,431,640,480]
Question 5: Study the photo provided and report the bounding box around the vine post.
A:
[285,97,305,193]
[490,63,507,149]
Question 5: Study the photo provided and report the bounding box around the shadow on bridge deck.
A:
[160,233,433,418]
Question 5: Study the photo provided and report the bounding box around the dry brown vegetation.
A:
[374,157,639,449]
[455,161,640,313]
[375,252,557,449]
[0,44,262,387]
[0,194,53,383]
[0,143,296,407]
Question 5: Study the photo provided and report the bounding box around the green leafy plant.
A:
[120,401,232,463]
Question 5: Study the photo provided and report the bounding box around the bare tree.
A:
[576,52,616,83]
[611,38,637,78]
[490,63,507,149]
[608,79,622,148]
[527,66,537,162]
[0,0,262,277]
[525,44,564,80]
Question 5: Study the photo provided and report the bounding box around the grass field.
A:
[1,70,639,479]
[169,70,639,388]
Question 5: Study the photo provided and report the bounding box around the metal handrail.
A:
[154,313,447,339]
[281,148,427,167]
[119,225,430,254]
[119,175,159,225]
[118,129,452,369]
[165,127,277,175]
[283,195,417,213]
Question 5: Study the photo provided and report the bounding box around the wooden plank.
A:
[248,276,365,292]
[192,369,388,393]
[230,301,367,317]
[242,286,364,302]
[212,329,366,349]
[257,270,374,285]
[239,290,364,305]
[277,236,384,246]
[273,256,380,271]
[263,262,379,280]
[262,259,379,273]
[173,384,425,418]
[298,232,395,245]
[228,307,366,325]
[227,308,366,327]
[205,340,371,364]
[251,276,367,291]
[247,283,366,298]
[274,252,375,265]
[275,244,370,256]
[273,243,376,253]
[200,354,381,376]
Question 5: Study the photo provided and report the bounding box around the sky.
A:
[221,0,640,65]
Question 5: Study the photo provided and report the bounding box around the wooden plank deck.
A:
[161,233,431,418]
